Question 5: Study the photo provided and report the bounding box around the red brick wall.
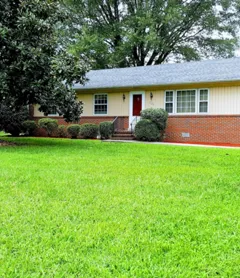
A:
[33,116,129,136]
[33,114,240,145]
[164,115,240,145]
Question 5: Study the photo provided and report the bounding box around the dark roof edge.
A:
[74,79,240,91]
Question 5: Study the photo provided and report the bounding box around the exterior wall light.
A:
[123,94,126,101]
[150,92,153,100]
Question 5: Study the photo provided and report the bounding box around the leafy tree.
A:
[0,0,87,122]
[66,0,240,68]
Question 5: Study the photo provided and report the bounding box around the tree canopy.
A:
[0,0,86,122]
[66,0,240,68]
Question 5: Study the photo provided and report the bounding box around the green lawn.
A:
[0,137,240,277]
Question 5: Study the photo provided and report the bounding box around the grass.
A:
[0,137,240,277]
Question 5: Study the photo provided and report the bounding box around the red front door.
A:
[133,94,142,116]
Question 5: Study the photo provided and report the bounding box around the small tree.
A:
[38,118,58,137]
[0,0,87,123]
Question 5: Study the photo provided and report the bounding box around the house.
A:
[33,57,240,144]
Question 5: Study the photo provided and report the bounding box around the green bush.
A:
[67,124,80,139]
[134,119,160,142]
[38,118,58,137]
[141,108,168,131]
[22,120,38,136]
[80,123,99,139]
[99,121,113,139]
[57,125,67,138]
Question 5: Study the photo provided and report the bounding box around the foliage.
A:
[80,123,99,139]
[0,102,28,136]
[22,120,38,136]
[0,0,86,122]
[1,138,240,276]
[141,108,168,131]
[99,121,113,139]
[66,0,240,68]
[57,125,67,138]
[67,124,81,138]
[134,119,160,141]
[38,118,58,137]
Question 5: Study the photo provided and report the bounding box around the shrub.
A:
[22,120,38,136]
[80,123,99,139]
[38,118,58,137]
[140,108,168,131]
[99,121,113,139]
[134,119,160,141]
[57,125,67,138]
[67,124,80,139]
[0,104,28,136]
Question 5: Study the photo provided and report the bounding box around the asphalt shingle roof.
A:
[74,57,240,90]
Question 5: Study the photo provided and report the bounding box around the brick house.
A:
[33,57,240,144]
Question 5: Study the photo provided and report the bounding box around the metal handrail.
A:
[130,116,138,134]
[112,116,118,132]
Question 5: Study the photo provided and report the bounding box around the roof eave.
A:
[74,79,240,91]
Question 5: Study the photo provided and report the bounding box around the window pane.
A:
[200,90,208,101]
[95,105,107,114]
[177,90,196,113]
[199,102,208,113]
[95,95,107,104]
[165,103,173,113]
[166,91,173,102]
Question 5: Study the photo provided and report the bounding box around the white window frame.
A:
[164,89,209,114]
[198,89,209,114]
[176,89,197,114]
[164,90,174,114]
[93,93,108,115]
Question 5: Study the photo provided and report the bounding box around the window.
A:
[165,91,174,113]
[199,89,208,113]
[94,94,108,115]
[177,90,196,113]
[164,89,209,114]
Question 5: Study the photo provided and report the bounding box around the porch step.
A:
[111,130,135,141]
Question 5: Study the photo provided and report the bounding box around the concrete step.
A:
[111,130,135,140]
[114,130,133,135]
[111,136,135,141]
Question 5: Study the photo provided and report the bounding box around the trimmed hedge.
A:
[80,123,99,139]
[57,125,67,138]
[22,120,38,136]
[67,124,80,139]
[38,118,58,136]
[99,121,113,139]
[134,119,160,141]
[140,108,168,131]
